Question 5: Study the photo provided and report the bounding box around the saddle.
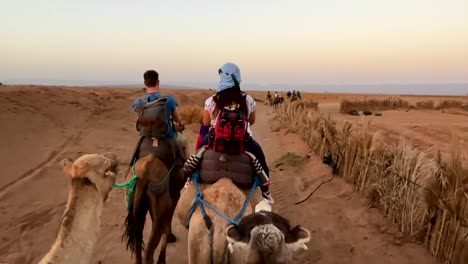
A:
[199,149,255,189]
[131,136,186,170]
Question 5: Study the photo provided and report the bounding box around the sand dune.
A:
[0,85,456,263]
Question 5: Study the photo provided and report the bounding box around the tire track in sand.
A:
[0,104,105,198]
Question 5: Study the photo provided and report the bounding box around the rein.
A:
[185,171,261,229]
[113,158,175,212]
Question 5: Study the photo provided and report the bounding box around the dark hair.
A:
[213,87,248,115]
[143,70,159,87]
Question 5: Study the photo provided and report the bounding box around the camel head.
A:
[226,208,310,264]
[61,152,118,201]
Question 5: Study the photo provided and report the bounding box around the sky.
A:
[1,0,467,94]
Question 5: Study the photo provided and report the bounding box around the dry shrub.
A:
[340,98,409,113]
[416,100,435,110]
[179,105,203,125]
[292,99,319,111]
[274,152,308,168]
[276,102,468,264]
[437,100,465,110]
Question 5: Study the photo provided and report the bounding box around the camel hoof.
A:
[167,233,177,243]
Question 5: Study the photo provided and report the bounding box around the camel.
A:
[264,97,273,111]
[123,153,185,264]
[39,153,118,264]
[226,209,311,263]
[272,96,284,113]
[176,177,310,263]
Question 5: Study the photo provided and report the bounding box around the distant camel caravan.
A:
[176,177,311,263]
[39,153,118,264]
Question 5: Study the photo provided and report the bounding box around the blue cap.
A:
[217,62,242,92]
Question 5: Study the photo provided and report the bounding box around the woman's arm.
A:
[248,110,256,125]
[202,110,211,126]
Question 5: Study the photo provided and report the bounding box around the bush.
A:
[340,98,409,113]
[437,100,464,110]
[416,100,434,109]
[178,105,203,125]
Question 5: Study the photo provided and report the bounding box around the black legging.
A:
[199,135,270,191]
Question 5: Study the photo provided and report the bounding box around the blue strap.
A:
[185,171,261,228]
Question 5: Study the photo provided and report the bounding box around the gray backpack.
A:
[136,96,170,139]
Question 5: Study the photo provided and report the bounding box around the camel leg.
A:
[167,167,184,243]
[156,195,180,263]
[144,195,167,264]
[188,218,211,264]
[156,219,172,264]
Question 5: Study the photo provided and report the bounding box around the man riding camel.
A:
[131,70,187,200]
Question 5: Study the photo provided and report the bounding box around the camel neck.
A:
[39,184,103,264]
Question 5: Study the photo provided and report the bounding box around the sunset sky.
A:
[1,0,467,93]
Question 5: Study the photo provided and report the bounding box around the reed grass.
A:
[437,100,465,110]
[178,105,203,125]
[340,98,409,113]
[416,100,435,110]
[277,101,468,263]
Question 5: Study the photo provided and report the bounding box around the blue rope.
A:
[185,171,261,228]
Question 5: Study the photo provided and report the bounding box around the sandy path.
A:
[0,88,436,263]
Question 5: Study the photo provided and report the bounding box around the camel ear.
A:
[226,225,241,243]
[285,226,310,251]
[61,159,73,177]
[104,158,112,170]
[226,225,248,254]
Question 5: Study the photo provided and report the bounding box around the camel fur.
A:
[123,154,185,264]
[176,178,262,264]
[39,153,118,264]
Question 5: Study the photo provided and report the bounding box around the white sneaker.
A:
[184,178,191,188]
[262,191,275,204]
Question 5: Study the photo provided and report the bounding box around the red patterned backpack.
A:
[210,105,249,155]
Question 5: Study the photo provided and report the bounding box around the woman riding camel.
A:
[188,62,274,203]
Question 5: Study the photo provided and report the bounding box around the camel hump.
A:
[199,149,255,188]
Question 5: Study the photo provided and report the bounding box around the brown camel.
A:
[176,178,310,263]
[272,96,284,113]
[123,153,185,264]
[39,153,118,264]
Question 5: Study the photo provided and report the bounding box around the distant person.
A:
[287,90,291,99]
[274,91,279,98]
[291,90,298,101]
[267,91,272,101]
[297,90,301,100]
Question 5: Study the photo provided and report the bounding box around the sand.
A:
[1,85,458,263]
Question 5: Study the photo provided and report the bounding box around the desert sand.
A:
[2,85,464,263]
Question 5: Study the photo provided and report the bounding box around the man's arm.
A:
[172,108,182,124]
